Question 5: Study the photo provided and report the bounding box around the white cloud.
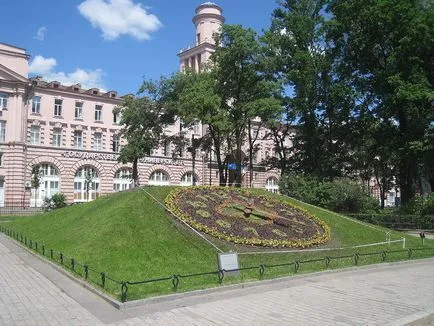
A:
[29,55,106,90]
[78,0,162,41]
[29,55,57,74]
[34,26,47,41]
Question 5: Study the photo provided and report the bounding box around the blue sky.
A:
[1,0,277,95]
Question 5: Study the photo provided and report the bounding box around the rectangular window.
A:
[0,153,3,166]
[75,102,83,119]
[30,125,40,145]
[94,105,102,121]
[163,140,171,157]
[112,134,120,152]
[53,128,62,147]
[93,132,102,150]
[197,33,201,44]
[32,96,41,114]
[74,130,83,149]
[193,121,200,135]
[0,93,8,109]
[0,121,5,142]
[113,110,121,124]
[54,99,62,117]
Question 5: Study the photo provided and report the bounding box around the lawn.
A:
[1,186,433,301]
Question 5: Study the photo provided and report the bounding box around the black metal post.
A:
[209,149,212,186]
[192,134,196,186]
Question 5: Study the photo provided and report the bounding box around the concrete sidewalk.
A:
[1,233,434,325]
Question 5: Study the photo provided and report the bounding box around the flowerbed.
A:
[165,187,331,248]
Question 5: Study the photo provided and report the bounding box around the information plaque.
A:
[217,252,240,275]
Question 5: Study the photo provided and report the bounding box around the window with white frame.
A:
[30,164,60,207]
[74,130,83,149]
[53,128,62,147]
[32,96,41,114]
[113,110,121,124]
[30,125,40,145]
[75,102,83,119]
[93,132,102,150]
[0,93,8,109]
[113,168,133,192]
[54,99,62,116]
[74,166,100,202]
[0,121,6,142]
[265,177,279,193]
[112,134,120,152]
[149,170,170,185]
[180,172,197,186]
[163,140,171,157]
[193,121,200,135]
[94,105,102,121]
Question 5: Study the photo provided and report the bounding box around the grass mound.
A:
[1,186,432,300]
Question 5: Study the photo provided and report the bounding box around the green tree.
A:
[117,77,178,185]
[262,0,337,178]
[173,70,232,186]
[326,0,434,203]
[31,164,42,207]
[211,24,282,187]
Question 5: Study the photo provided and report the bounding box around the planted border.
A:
[166,186,331,248]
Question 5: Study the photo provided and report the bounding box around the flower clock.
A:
[165,187,331,248]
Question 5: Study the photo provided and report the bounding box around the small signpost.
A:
[419,231,425,245]
[218,252,240,275]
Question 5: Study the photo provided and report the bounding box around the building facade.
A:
[0,2,280,207]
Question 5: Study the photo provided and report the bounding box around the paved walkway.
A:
[1,233,434,325]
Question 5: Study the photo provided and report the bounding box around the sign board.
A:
[227,163,237,170]
[218,252,240,275]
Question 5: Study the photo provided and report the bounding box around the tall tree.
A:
[174,70,233,186]
[117,77,178,185]
[327,0,434,203]
[212,24,282,187]
[262,0,343,179]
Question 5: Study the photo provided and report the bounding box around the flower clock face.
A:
[166,187,330,248]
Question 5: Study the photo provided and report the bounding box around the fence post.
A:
[71,258,75,271]
[101,272,106,288]
[121,282,128,303]
[42,245,45,256]
[50,249,53,259]
[84,265,89,279]
[60,253,63,265]
[35,242,38,251]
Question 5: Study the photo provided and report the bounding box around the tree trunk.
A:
[132,157,139,187]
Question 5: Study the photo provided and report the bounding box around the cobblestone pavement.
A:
[0,237,102,325]
[1,233,434,325]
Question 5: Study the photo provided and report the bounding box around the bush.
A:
[279,173,379,213]
[400,193,434,216]
[43,193,67,210]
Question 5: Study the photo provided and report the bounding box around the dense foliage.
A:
[279,173,379,213]
[118,0,433,204]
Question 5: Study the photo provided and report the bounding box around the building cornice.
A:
[34,86,123,104]
[178,42,215,57]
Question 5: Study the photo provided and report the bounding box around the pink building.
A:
[0,3,280,208]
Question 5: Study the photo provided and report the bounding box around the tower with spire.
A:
[178,2,225,72]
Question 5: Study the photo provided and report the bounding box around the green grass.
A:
[1,186,433,301]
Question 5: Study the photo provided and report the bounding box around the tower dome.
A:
[193,2,225,45]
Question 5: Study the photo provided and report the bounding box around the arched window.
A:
[113,168,133,192]
[265,177,279,193]
[149,170,170,186]
[30,163,60,207]
[180,172,197,186]
[74,166,100,202]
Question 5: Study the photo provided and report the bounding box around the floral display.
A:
[165,187,331,248]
